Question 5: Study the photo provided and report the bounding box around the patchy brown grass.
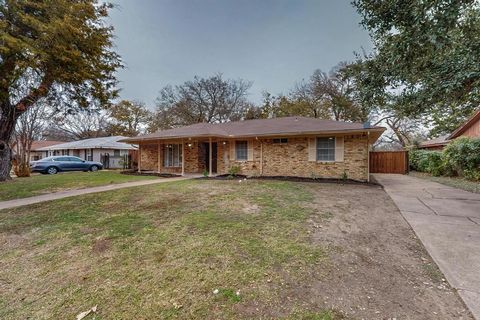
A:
[0,179,472,319]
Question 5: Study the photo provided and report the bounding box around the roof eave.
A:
[448,109,480,139]
[122,127,386,144]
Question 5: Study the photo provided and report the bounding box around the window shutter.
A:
[230,141,236,161]
[247,140,254,161]
[308,138,316,161]
[335,136,344,162]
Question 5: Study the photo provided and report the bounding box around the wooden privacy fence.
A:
[369,151,409,174]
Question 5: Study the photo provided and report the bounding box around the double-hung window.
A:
[316,137,335,162]
[164,144,182,167]
[235,141,248,161]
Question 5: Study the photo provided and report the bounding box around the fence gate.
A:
[369,151,409,174]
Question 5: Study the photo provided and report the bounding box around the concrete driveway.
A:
[374,174,480,319]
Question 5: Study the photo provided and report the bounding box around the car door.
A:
[54,157,72,171]
[68,157,86,170]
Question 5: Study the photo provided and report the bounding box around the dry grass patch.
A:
[0,171,158,201]
[0,180,328,319]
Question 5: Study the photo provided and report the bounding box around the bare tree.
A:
[150,74,252,130]
[12,102,49,176]
[106,100,151,136]
[370,110,426,149]
[51,109,109,140]
[270,62,370,122]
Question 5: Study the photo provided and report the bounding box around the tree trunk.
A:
[0,101,17,181]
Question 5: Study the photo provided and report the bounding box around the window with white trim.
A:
[164,144,182,167]
[235,141,248,161]
[273,138,288,144]
[316,137,335,161]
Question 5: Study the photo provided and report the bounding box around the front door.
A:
[203,142,218,173]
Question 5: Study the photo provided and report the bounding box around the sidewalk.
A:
[374,174,480,319]
[0,176,190,210]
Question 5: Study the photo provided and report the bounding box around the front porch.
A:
[137,138,227,177]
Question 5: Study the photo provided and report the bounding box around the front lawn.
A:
[0,180,471,319]
[410,171,480,193]
[0,171,158,201]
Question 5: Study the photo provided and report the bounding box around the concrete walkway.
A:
[0,176,190,210]
[374,174,480,319]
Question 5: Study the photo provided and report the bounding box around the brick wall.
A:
[139,134,370,181]
[139,142,202,174]
[223,135,369,181]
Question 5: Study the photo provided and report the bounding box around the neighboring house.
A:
[37,136,137,169]
[29,141,65,161]
[12,140,65,162]
[420,109,480,150]
[418,135,449,150]
[121,117,385,182]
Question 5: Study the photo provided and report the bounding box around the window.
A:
[273,138,288,144]
[68,157,83,162]
[316,137,335,162]
[235,141,248,161]
[164,144,182,167]
[113,149,120,157]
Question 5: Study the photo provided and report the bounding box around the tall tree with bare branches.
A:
[149,74,252,131]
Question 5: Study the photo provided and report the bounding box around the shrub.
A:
[443,137,480,180]
[409,149,430,171]
[228,165,241,177]
[409,149,445,176]
[425,151,444,176]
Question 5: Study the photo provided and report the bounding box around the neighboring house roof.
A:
[419,135,449,148]
[121,117,386,143]
[30,140,65,151]
[448,109,480,139]
[37,136,137,151]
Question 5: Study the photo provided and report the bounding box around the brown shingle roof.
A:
[30,140,65,150]
[419,135,449,148]
[122,116,385,143]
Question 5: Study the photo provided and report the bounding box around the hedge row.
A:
[410,137,480,181]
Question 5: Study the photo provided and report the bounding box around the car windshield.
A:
[41,157,55,161]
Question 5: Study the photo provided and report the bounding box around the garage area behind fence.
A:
[369,151,409,174]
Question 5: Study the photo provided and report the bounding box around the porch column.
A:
[260,140,263,175]
[138,144,141,173]
[157,142,161,173]
[209,137,212,177]
[181,139,185,176]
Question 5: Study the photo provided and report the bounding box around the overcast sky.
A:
[109,0,372,108]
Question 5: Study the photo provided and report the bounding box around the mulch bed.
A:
[201,174,381,186]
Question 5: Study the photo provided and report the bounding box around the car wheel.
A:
[46,166,58,175]
[90,165,99,172]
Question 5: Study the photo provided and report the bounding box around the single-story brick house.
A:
[121,117,385,182]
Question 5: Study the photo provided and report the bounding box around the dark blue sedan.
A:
[30,156,103,174]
